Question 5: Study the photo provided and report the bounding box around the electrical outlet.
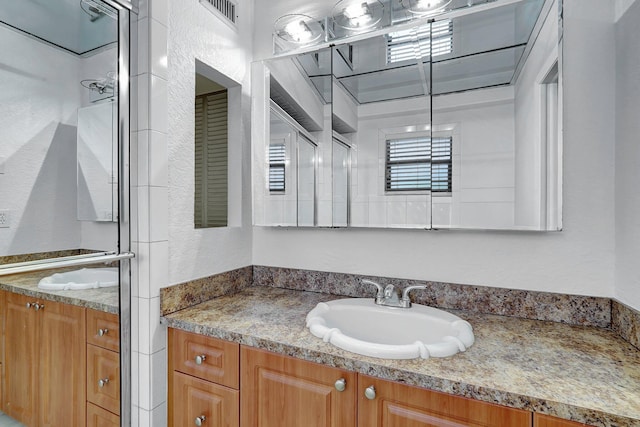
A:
[0,210,10,228]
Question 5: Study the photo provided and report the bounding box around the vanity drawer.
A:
[87,309,119,352]
[169,328,239,389]
[171,371,239,427]
[87,402,119,427]
[87,344,120,415]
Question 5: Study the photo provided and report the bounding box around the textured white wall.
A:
[615,1,640,310]
[252,0,619,298]
[166,0,254,285]
[0,26,118,256]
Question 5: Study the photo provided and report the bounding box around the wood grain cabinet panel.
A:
[39,299,86,427]
[87,402,120,427]
[3,292,39,426]
[169,328,239,389]
[86,309,119,352]
[87,344,121,415]
[171,371,239,427]
[3,293,86,427]
[358,375,532,427]
[240,346,357,427]
[534,414,594,427]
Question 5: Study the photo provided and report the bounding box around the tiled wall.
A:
[131,0,170,425]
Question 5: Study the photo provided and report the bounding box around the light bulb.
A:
[343,2,372,27]
[284,20,313,42]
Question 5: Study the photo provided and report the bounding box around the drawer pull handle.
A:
[334,378,346,392]
[98,328,109,337]
[26,302,35,309]
[195,354,206,365]
[34,303,44,311]
[364,385,376,400]
[195,415,206,426]
[98,378,110,388]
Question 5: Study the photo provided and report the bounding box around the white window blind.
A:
[387,20,453,64]
[194,90,228,228]
[268,144,286,192]
[386,136,452,192]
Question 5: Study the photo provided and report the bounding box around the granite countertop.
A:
[162,286,640,427]
[0,268,119,314]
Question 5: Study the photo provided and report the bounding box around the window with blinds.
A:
[386,20,453,64]
[194,90,228,228]
[385,136,452,192]
[268,144,286,192]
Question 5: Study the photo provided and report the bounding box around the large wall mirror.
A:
[253,0,562,231]
[0,0,134,425]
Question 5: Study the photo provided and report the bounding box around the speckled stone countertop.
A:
[162,286,640,427]
[0,268,119,314]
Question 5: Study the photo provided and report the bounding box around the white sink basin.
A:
[306,298,474,359]
[38,267,119,290]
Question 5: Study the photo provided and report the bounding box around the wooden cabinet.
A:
[358,374,531,427]
[87,309,120,353]
[2,292,86,427]
[240,346,357,427]
[87,403,120,427]
[534,414,594,427]
[168,328,240,427]
[86,309,120,425]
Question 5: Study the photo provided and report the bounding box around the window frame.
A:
[384,133,452,194]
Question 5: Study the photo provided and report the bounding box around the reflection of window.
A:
[386,20,453,64]
[385,136,452,192]
[195,89,228,228]
[268,144,286,192]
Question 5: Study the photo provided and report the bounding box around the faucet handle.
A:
[362,279,384,299]
[401,285,427,306]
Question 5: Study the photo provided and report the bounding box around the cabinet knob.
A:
[195,354,206,365]
[195,415,206,426]
[364,385,376,400]
[334,378,346,392]
[98,328,109,337]
[98,378,110,388]
[26,302,37,309]
[34,303,44,311]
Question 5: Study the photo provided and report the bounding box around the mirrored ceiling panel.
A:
[432,45,526,94]
[0,0,117,56]
[338,64,428,103]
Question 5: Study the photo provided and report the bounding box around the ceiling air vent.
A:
[199,0,238,26]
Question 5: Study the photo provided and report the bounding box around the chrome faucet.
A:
[362,279,426,308]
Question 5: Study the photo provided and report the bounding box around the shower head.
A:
[80,0,117,21]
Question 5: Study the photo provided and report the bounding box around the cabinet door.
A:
[87,309,120,352]
[241,346,357,427]
[171,371,239,427]
[358,375,532,427]
[169,328,239,389]
[3,292,39,426]
[39,299,86,427]
[534,414,593,427]
[87,402,120,427]
[87,344,121,415]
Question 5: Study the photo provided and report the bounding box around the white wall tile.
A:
[149,241,169,296]
[136,187,150,242]
[150,19,168,80]
[148,131,168,187]
[138,349,167,410]
[150,75,168,134]
[149,186,169,242]
[137,18,149,76]
[137,74,150,131]
[137,131,150,187]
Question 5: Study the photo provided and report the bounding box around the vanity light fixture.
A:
[274,14,324,44]
[400,0,452,16]
[332,0,384,31]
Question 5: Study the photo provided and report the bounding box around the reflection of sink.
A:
[306,298,474,359]
[38,267,119,290]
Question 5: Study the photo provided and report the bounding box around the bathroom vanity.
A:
[162,286,640,427]
[0,270,120,427]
